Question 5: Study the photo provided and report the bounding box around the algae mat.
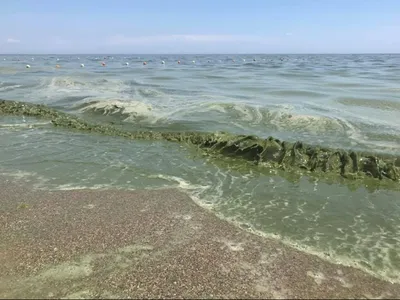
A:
[1,99,399,191]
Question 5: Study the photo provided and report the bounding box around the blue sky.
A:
[1,0,399,54]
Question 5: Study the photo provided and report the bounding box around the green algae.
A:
[1,99,399,188]
[17,203,29,210]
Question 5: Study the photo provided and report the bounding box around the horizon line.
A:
[1,52,399,56]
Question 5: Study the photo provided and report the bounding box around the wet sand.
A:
[0,177,399,299]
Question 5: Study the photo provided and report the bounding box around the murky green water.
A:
[1,54,400,282]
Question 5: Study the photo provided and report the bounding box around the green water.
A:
[1,54,400,283]
[1,114,400,283]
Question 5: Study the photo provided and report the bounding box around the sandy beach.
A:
[0,177,399,299]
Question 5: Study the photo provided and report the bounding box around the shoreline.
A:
[1,177,399,299]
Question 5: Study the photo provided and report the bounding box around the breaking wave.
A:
[76,99,158,123]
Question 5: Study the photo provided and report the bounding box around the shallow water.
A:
[1,54,400,282]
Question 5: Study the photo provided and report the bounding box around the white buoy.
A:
[80,63,85,68]
[57,58,59,61]
[125,62,129,66]
[192,60,195,64]
[161,60,165,64]
[26,64,31,68]
[31,58,34,60]
[78,57,80,60]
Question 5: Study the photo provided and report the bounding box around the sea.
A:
[1,54,400,283]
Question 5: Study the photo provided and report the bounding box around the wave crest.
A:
[77,99,157,123]
[204,102,346,134]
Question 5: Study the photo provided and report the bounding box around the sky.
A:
[1,0,399,54]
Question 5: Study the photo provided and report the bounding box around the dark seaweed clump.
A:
[1,99,399,185]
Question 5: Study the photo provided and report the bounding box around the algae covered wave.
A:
[1,99,399,189]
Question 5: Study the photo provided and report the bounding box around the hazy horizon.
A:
[1,52,399,56]
[2,0,399,54]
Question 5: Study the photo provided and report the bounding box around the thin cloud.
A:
[6,38,20,44]
[52,36,71,46]
[108,34,274,45]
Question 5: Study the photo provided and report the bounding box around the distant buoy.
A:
[101,62,106,66]
[80,63,85,68]
[26,64,31,68]
[57,58,59,61]
[192,60,195,64]
[56,64,61,68]
[177,60,181,64]
[125,62,129,66]
[31,58,34,61]
[143,62,147,65]
[78,57,80,60]
[161,60,165,64]
[243,59,245,62]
